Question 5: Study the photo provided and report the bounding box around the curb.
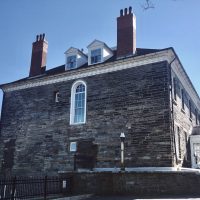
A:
[53,194,93,200]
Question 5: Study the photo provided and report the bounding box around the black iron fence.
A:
[0,175,71,200]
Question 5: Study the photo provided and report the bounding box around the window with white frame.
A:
[67,55,77,69]
[70,142,77,152]
[91,48,101,64]
[70,80,87,124]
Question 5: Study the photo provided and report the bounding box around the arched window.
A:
[70,80,87,124]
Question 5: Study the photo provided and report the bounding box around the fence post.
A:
[11,176,16,200]
[44,175,47,200]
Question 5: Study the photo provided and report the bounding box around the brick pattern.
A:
[0,61,172,175]
[29,35,48,77]
[117,9,136,58]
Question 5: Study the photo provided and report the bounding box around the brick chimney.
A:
[117,7,136,59]
[29,34,48,77]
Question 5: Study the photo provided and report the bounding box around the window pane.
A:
[91,48,101,64]
[67,55,77,69]
[73,84,85,123]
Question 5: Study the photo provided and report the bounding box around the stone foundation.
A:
[60,171,200,196]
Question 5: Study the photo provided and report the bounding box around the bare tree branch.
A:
[141,0,155,10]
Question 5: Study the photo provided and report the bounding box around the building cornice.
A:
[1,48,200,109]
[170,53,200,109]
[0,50,171,93]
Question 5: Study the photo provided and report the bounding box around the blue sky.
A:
[0,0,200,114]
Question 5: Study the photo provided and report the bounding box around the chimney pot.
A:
[120,9,123,16]
[129,6,132,14]
[124,8,128,15]
[117,7,136,58]
[36,35,39,41]
[39,34,42,41]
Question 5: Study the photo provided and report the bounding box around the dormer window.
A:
[65,47,87,70]
[67,55,77,69]
[91,48,102,64]
[87,40,113,66]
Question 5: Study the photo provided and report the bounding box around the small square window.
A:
[70,142,77,152]
[91,49,101,64]
[67,55,77,69]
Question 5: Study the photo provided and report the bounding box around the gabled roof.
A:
[87,39,105,48]
[64,47,87,58]
[87,39,113,53]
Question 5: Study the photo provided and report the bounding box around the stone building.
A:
[0,7,200,176]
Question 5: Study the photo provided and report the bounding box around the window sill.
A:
[70,122,86,126]
[181,108,185,114]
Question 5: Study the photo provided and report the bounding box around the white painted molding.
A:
[59,167,200,173]
[0,50,170,92]
[1,48,200,110]
[70,80,87,125]
[171,59,200,109]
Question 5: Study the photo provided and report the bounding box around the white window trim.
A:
[90,47,103,65]
[89,48,103,65]
[70,142,77,152]
[70,80,87,125]
[66,55,77,70]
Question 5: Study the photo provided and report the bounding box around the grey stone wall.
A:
[62,171,200,196]
[0,61,172,175]
[171,70,200,167]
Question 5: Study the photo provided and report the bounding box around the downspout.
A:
[168,57,177,167]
